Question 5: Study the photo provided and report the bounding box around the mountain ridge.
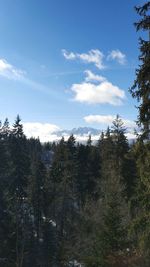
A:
[53,126,101,137]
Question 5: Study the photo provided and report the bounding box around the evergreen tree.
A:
[111,115,134,198]
[49,137,79,266]
[10,115,30,196]
[129,140,150,259]
[130,2,150,139]
[91,120,130,266]
[76,136,100,207]
[0,119,13,265]
[129,2,150,261]
[8,116,30,267]
[28,160,50,266]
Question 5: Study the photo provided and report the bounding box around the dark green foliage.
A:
[129,141,150,256]
[0,111,149,267]
[129,2,150,264]
[130,2,150,139]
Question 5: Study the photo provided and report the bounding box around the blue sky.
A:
[0,0,145,140]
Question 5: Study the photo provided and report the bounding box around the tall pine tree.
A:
[130,2,150,139]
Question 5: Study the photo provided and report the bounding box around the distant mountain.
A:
[54,127,101,137]
[52,126,136,144]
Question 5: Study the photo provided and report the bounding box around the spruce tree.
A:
[49,137,78,266]
[9,116,30,267]
[129,2,150,260]
[94,121,129,266]
[28,159,50,266]
[130,140,150,258]
[130,2,150,139]
[111,115,134,198]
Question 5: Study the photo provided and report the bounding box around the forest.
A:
[0,2,150,267]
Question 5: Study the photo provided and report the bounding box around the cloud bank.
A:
[23,122,60,143]
[23,121,136,143]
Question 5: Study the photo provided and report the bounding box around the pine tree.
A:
[92,120,130,266]
[76,136,100,207]
[0,119,13,265]
[28,159,50,266]
[130,2,150,139]
[129,2,150,261]
[8,116,31,267]
[129,140,150,258]
[110,115,135,198]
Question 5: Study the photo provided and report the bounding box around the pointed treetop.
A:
[106,126,111,138]
[101,131,104,140]
[67,134,76,146]
[87,134,92,146]
[2,118,10,137]
[111,114,126,134]
[13,115,24,138]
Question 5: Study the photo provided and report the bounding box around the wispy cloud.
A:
[62,50,76,60]
[48,70,82,77]
[62,49,105,69]
[107,50,126,65]
[70,71,125,106]
[84,115,136,129]
[0,58,60,98]
[84,70,106,83]
[0,59,25,80]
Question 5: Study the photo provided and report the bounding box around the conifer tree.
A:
[130,2,150,139]
[130,140,150,257]
[111,115,133,197]
[8,116,30,267]
[49,137,79,266]
[129,2,150,260]
[28,159,50,266]
[9,116,30,200]
[92,120,129,266]
[0,119,13,265]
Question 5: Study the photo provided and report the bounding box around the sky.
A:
[0,0,146,141]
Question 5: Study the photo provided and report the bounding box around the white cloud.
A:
[62,49,105,69]
[0,59,25,80]
[122,119,136,128]
[84,115,115,125]
[84,70,106,83]
[23,122,60,143]
[84,115,136,129]
[71,80,125,105]
[62,50,76,60]
[107,50,126,65]
[125,132,136,140]
[73,134,101,143]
